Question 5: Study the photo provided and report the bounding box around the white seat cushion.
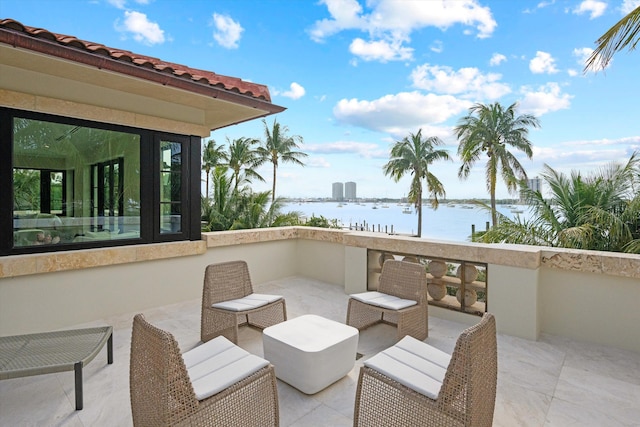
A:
[350,291,417,310]
[364,335,451,400]
[183,336,269,400]
[211,293,282,312]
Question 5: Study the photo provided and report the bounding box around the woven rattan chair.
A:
[353,313,497,427]
[347,259,428,341]
[201,260,286,344]
[130,314,279,427]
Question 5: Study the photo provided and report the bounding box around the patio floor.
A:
[1,276,639,426]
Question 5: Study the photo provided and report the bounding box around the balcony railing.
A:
[1,226,639,354]
[367,250,488,315]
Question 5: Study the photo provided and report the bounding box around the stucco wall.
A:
[539,267,640,350]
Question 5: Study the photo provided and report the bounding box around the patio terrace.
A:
[1,275,639,426]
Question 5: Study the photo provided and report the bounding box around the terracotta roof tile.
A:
[0,18,273,102]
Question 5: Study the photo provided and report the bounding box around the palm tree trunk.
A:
[417,188,423,237]
[271,165,277,203]
[205,169,210,199]
[490,177,497,227]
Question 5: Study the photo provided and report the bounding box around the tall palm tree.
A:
[454,102,540,227]
[481,152,640,253]
[224,137,264,191]
[201,139,227,198]
[584,5,640,71]
[257,118,307,202]
[383,129,450,237]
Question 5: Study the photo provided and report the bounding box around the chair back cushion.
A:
[378,259,427,302]
[203,261,254,306]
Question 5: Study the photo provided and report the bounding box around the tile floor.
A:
[1,276,639,426]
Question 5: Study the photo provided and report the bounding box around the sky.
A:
[3,0,640,200]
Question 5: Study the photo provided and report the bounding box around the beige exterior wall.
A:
[488,264,540,340]
[539,267,640,350]
[1,228,639,353]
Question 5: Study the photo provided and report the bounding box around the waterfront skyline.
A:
[4,0,639,200]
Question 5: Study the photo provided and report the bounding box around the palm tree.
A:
[201,139,227,198]
[201,167,237,231]
[454,102,540,227]
[584,5,640,71]
[257,118,307,202]
[224,137,264,191]
[482,152,640,253]
[230,191,300,230]
[383,129,450,237]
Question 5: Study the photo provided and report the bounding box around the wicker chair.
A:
[201,260,286,344]
[346,259,428,341]
[130,314,279,427]
[353,313,497,427]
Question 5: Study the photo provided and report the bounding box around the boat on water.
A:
[511,209,524,214]
[402,206,412,214]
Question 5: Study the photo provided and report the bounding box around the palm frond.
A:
[585,6,640,71]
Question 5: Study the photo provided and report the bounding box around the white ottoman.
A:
[262,314,359,394]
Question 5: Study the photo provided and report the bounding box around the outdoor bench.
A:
[0,326,113,410]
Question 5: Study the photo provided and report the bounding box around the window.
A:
[1,108,200,255]
[159,140,182,234]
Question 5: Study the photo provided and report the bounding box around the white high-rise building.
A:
[332,182,344,201]
[521,176,542,202]
[527,177,542,193]
[345,181,356,200]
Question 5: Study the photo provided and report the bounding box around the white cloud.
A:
[519,82,572,116]
[430,40,443,53]
[410,64,511,100]
[108,0,127,9]
[278,82,306,100]
[212,13,243,49]
[572,0,607,19]
[117,11,165,45]
[305,141,387,159]
[349,37,413,62]
[333,91,472,137]
[573,47,594,65]
[309,0,496,63]
[309,0,365,42]
[529,51,559,74]
[621,0,640,14]
[574,46,611,72]
[306,157,332,168]
[567,69,579,76]
[489,53,507,66]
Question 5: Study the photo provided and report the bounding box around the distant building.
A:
[332,182,344,201]
[345,181,356,200]
[527,177,542,193]
[521,176,542,202]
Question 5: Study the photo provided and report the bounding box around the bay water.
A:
[284,201,529,242]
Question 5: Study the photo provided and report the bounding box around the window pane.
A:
[159,140,182,234]
[12,118,141,247]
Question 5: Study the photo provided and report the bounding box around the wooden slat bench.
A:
[0,326,113,410]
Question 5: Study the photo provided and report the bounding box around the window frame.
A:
[0,107,201,256]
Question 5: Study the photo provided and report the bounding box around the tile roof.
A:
[0,18,275,103]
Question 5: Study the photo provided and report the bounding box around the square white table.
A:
[262,315,359,394]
